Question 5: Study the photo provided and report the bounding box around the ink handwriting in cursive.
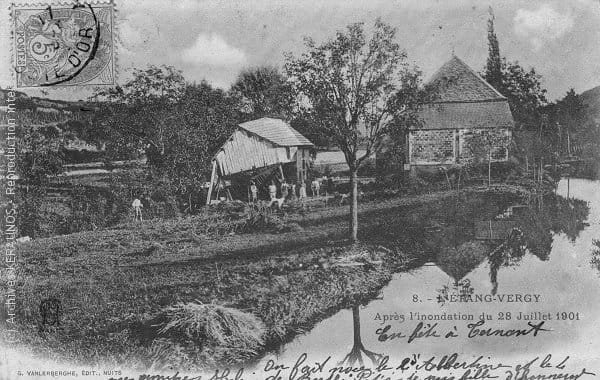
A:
[376,320,551,343]
[108,353,595,380]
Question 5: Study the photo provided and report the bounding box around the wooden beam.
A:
[278,164,285,182]
[206,160,217,205]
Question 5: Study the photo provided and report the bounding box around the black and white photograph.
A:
[1,0,600,379]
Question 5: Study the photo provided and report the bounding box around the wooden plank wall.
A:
[215,129,293,176]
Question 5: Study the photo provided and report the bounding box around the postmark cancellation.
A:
[11,1,115,87]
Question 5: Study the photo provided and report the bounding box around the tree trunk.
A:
[352,305,362,346]
[350,168,359,243]
[488,151,492,187]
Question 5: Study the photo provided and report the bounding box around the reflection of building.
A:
[207,118,314,204]
[407,56,513,173]
[435,241,489,284]
[475,220,517,240]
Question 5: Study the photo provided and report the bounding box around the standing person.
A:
[250,181,258,203]
[311,178,321,197]
[291,182,297,201]
[299,181,307,208]
[132,198,143,221]
[281,180,289,200]
[268,181,277,200]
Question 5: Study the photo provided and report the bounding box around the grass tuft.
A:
[157,302,266,356]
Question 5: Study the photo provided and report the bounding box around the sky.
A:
[1,0,599,102]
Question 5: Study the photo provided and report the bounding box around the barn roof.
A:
[429,55,505,103]
[414,101,515,130]
[239,117,314,147]
[213,118,314,176]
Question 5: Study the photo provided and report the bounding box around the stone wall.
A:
[459,128,511,163]
[409,128,511,166]
[409,130,456,165]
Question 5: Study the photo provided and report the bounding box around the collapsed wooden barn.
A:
[206,117,314,204]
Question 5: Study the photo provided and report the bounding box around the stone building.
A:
[406,55,514,173]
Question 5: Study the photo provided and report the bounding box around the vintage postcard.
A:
[0,0,599,379]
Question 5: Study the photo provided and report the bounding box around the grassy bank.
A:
[2,185,533,370]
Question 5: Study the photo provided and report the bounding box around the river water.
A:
[259,178,600,370]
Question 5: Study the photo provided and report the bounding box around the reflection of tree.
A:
[514,195,588,260]
[488,194,589,294]
[546,197,589,242]
[488,229,526,295]
[590,240,600,274]
[339,306,382,367]
[514,211,552,261]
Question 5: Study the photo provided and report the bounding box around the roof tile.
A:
[429,56,505,102]
[415,101,515,130]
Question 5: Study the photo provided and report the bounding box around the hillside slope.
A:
[581,85,600,122]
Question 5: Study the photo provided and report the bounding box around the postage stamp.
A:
[11,1,115,87]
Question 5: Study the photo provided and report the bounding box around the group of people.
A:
[130,176,336,220]
[250,177,332,208]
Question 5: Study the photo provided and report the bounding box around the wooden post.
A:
[278,164,285,182]
[206,160,217,205]
[488,151,492,187]
[296,150,302,183]
[442,168,451,190]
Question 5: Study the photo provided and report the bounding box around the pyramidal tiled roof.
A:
[239,117,314,147]
[415,102,514,130]
[428,56,506,102]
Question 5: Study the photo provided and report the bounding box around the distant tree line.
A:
[483,7,599,177]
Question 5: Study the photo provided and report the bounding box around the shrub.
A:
[242,203,295,233]
[357,158,376,176]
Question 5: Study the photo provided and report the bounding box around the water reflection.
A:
[262,179,599,367]
[338,306,382,367]
[431,193,589,295]
[590,240,600,274]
